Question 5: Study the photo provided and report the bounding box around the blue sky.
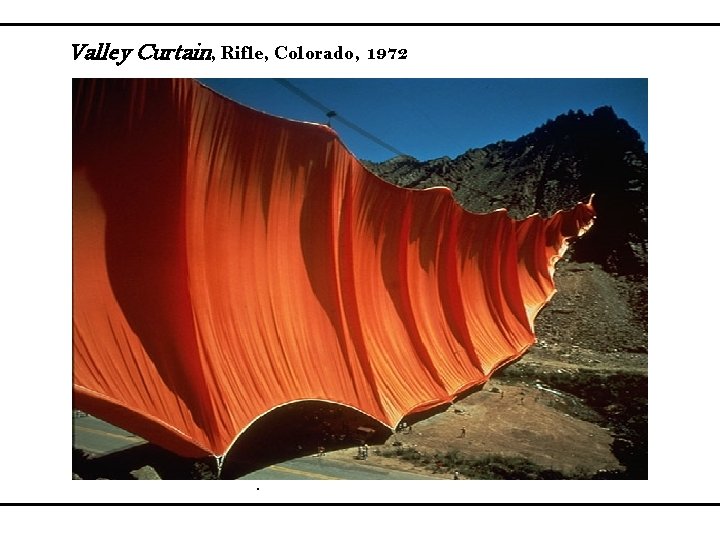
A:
[199,79,647,163]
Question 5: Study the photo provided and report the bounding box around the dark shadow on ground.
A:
[73,400,392,479]
[72,444,216,480]
[221,400,390,479]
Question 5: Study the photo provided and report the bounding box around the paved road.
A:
[73,414,145,455]
[73,414,436,479]
[238,455,436,480]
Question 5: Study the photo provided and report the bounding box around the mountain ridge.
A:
[363,105,648,278]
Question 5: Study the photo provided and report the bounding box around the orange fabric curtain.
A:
[72,79,595,458]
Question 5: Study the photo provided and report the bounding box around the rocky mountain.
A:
[364,106,648,279]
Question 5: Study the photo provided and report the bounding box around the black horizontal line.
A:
[4,502,719,506]
[3,22,720,27]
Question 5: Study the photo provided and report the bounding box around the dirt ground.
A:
[325,261,648,479]
[327,353,638,478]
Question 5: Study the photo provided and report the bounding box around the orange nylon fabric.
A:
[72,79,596,458]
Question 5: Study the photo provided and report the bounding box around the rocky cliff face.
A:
[364,106,648,278]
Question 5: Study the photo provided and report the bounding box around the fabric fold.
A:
[73,79,595,458]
